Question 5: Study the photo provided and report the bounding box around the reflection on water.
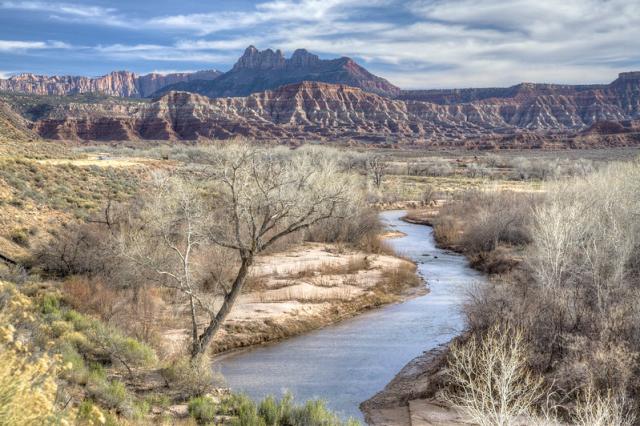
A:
[215,210,486,422]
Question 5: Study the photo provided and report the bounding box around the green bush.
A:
[60,343,89,384]
[106,333,157,369]
[41,293,61,315]
[50,320,73,337]
[89,378,132,415]
[63,309,93,331]
[290,400,350,426]
[231,394,266,426]
[132,399,151,421]
[188,396,218,424]
[258,395,280,425]
[63,309,157,371]
[222,393,360,426]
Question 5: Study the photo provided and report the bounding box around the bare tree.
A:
[367,155,388,189]
[121,144,353,359]
[444,326,546,426]
[194,144,352,357]
[119,173,215,358]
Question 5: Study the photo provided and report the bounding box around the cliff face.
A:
[0,70,221,98]
[6,70,639,148]
[25,76,640,147]
[157,46,401,98]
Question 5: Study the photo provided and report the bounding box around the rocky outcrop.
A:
[157,46,401,98]
[0,70,221,98]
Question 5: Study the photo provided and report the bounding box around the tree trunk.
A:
[191,255,253,359]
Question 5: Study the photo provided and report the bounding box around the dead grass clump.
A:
[315,256,371,276]
[378,262,422,295]
[256,285,356,303]
[285,256,371,281]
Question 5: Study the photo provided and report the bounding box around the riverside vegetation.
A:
[399,158,640,424]
[1,138,639,425]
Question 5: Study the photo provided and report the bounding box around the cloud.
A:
[0,1,133,27]
[0,1,115,17]
[1,0,639,87]
[93,43,236,63]
[0,39,71,52]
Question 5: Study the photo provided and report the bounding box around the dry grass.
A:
[255,285,357,303]
[377,262,422,294]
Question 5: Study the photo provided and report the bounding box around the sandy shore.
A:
[161,242,425,355]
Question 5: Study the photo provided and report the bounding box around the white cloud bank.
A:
[0,39,70,52]
[1,0,639,87]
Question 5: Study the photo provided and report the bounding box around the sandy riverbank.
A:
[161,241,425,356]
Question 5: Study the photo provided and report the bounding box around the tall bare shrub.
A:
[444,326,545,426]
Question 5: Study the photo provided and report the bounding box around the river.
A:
[215,210,486,423]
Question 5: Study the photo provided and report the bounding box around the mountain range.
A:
[0,70,221,98]
[0,46,638,148]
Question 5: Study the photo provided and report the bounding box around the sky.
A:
[0,0,639,89]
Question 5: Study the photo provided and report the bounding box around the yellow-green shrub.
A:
[0,282,66,425]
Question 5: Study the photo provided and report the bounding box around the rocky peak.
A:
[287,49,321,68]
[232,46,286,71]
[617,72,640,82]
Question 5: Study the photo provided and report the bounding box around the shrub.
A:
[62,276,121,322]
[41,293,61,316]
[222,393,359,426]
[162,355,220,399]
[88,378,132,416]
[188,396,218,424]
[444,326,545,426]
[258,395,280,425]
[0,283,64,425]
[76,400,107,425]
[458,161,640,416]
[61,309,157,373]
[379,262,422,294]
[50,320,73,337]
[59,343,89,384]
[572,387,636,426]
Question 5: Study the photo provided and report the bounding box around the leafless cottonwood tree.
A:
[195,144,353,357]
[367,155,388,189]
[121,144,353,359]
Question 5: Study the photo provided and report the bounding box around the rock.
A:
[232,45,286,70]
[168,404,189,418]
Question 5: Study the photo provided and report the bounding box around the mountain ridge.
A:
[16,75,639,147]
[0,70,222,98]
[155,46,401,98]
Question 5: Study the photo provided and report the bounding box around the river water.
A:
[215,210,486,423]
